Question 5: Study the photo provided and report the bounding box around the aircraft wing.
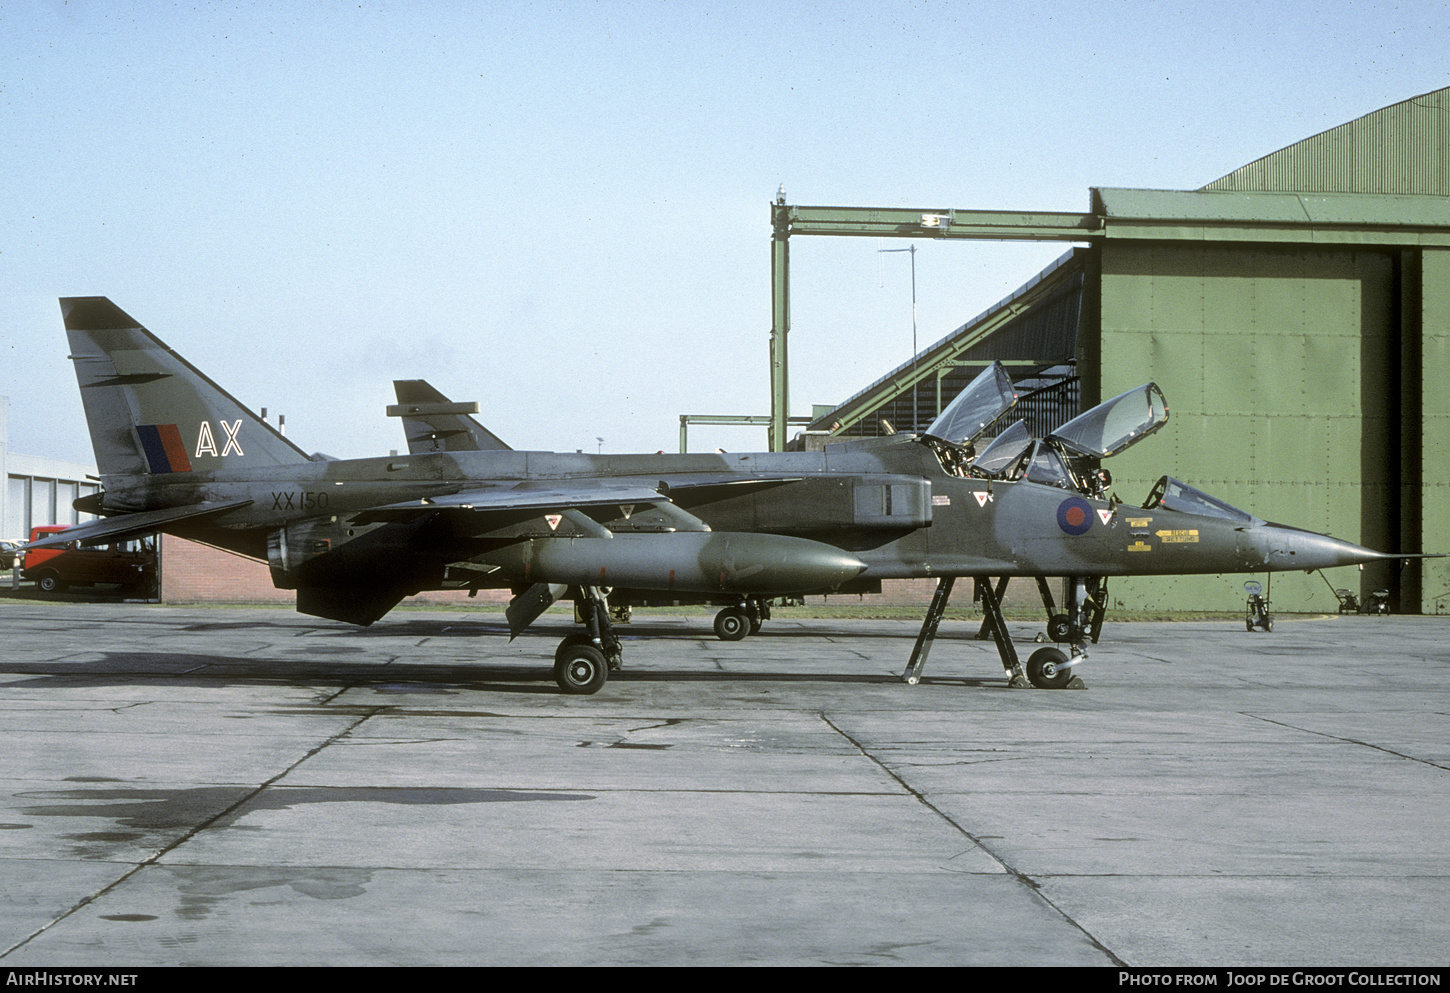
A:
[348,484,679,526]
[21,500,254,549]
[349,475,809,529]
[655,474,805,507]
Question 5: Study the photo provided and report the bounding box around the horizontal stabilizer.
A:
[22,500,253,550]
[391,379,511,453]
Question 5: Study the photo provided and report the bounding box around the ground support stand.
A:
[903,575,1029,687]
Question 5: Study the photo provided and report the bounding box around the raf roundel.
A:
[1056,496,1094,536]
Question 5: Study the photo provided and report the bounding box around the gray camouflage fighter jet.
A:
[34,297,1405,695]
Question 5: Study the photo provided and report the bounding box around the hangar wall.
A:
[1422,248,1450,614]
[1097,239,1446,614]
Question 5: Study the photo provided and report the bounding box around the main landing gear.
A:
[903,575,1104,689]
[713,597,771,641]
[554,585,622,695]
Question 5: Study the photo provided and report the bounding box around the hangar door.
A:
[1095,241,1412,613]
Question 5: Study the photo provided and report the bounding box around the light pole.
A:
[878,243,918,432]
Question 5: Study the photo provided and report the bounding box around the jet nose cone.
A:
[1249,525,1390,571]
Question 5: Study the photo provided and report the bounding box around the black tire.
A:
[554,644,608,695]
[37,571,67,595]
[554,633,595,666]
[1246,617,1255,632]
[1048,613,1073,643]
[714,607,750,641]
[1026,647,1073,690]
[748,616,763,636]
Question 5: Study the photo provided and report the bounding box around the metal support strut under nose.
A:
[902,575,1029,687]
[902,576,955,685]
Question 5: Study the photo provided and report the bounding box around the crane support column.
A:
[770,191,791,452]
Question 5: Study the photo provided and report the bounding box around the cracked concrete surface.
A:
[0,602,1445,966]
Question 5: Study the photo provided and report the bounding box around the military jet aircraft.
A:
[387,378,797,640]
[35,297,1403,695]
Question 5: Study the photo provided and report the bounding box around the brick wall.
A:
[802,577,1044,611]
[157,533,512,607]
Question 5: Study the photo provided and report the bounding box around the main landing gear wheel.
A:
[1027,647,1074,690]
[714,607,750,641]
[554,644,608,695]
[555,634,595,666]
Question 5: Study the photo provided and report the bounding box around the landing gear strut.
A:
[554,586,622,695]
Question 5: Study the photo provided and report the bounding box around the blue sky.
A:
[3,0,1447,461]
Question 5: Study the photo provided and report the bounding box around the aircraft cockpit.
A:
[919,366,1170,499]
[920,362,1018,476]
[966,382,1170,502]
[971,419,1034,477]
[1144,476,1264,526]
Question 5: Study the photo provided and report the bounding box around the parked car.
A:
[0,540,21,570]
[22,526,157,595]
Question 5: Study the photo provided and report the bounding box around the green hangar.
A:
[789,86,1449,614]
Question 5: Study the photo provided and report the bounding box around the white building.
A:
[1,396,100,542]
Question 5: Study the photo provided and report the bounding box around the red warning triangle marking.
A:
[973,491,991,507]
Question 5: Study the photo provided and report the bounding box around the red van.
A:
[23,526,157,595]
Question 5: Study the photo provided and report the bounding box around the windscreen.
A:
[972,420,1034,476]
[1024,440,1075,489]
[1048,383,1169,458]
[1145,476,1262,525]
[923,362,1017,446]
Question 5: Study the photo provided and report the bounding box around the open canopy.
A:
[972,419,1034,475]
[923,362,1017,446]
[1048,383,1169,459]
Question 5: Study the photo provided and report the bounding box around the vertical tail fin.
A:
[61,297,311,477]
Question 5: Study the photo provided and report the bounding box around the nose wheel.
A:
[1026,647,1078,689]
[713,598,771,641]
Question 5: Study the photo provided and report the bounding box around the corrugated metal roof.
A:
[1202,86,1450,195]
[1095,188,1450,227]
